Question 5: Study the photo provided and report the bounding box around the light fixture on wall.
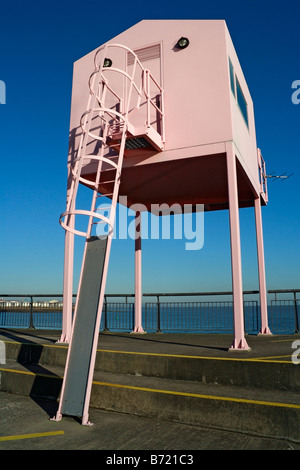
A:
[103,58,112,67]
[176,37,190,49]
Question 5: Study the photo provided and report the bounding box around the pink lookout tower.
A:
[54,20,271,425]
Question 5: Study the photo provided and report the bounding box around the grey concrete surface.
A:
[0,329,300,450]
[0,392,297,450]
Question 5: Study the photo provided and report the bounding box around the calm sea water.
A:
[0,303,298,335]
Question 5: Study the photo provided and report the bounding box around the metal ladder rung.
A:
[86,132,105,142]
[96,192,113,198]
[97,190,113,195]
[91,220,109,225]
[107,143,121,148]
[99,179,117,185]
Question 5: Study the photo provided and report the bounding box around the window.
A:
[228,57,249,129]
[229,58,235,97]
[236,78,249,127]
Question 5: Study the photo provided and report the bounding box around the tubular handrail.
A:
[60,42,165,239]
[1,289,298,301]
[143,68,165,141]
[95,43,164,139]
[257,148,268,202]
[1,289,299,334]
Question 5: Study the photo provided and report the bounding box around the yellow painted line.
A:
[98,348,254,361]
[95,349,293,363]
[99,348,235,360]
[93,380,300,409]
[1,367,299,410]
[250,355,292,361]
[0,367,63,379]
[1,340,68,350]
[0,430,64,442]
[1,340,293,363]
[271,339,296,343]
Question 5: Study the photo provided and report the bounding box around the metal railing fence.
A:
[0,289,299,334]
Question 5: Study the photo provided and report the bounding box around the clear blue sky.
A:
[0,0,299,296]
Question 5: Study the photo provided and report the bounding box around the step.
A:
[2,337,300,392]
[1,359,300,443]
[1,331,300,442]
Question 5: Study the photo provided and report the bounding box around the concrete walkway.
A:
[0,327,298,359]
[0,329,299,450]
[0,391,296,450]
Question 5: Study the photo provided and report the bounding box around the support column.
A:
[58,224,74,343]
[58,168,75,344]
[226,142,250,350]
[133,211,144,333]
[254,197,272,335]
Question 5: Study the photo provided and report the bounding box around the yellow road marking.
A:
[0,367,63,379]
[1,340,68,350]
[1,340,293,363]
[271,339,296,343]
[1,367,299,410]
[97,349,293,363]
[92,381,300,409]
[0,430,64,442]
[251,355,292,360]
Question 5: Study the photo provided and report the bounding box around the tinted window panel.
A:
[236,78,249,127]
[229,58,235,96]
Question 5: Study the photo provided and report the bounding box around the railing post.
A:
[132,303,135,332]
[103,295,109,332]
[29,296,35,329]
[294,291,299,333]
[156,295,162,333]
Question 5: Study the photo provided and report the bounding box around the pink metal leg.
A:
[58,167,75,344]
[58,215,74,343]
[226,143,250,351]
[133,211,144,333]
[254,197,272,335]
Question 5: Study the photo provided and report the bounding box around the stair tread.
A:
[2,359,300,408]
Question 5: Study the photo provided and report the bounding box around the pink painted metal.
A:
[55,43,164,424]
[58,229,73,343]
[255,196,272,335]
[226,142,250,351]
[133,211,144,333]
[257,148,268,205]
[57,20,271,423]
[71,20,261,211]
[62,20,271,343]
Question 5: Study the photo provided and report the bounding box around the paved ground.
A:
[0,329,299,451]
[0,328,299,360]
[0,391,297,451]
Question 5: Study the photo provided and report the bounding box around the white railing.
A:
[257,148,268,202]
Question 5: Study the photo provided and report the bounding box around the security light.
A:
[176,37,189,49]
[103,58,112,67]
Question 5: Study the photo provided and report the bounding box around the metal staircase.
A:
[53,44,165,425]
